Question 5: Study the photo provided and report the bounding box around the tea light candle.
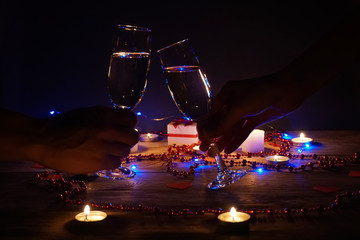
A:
[266,155,289,165]
[193,145,203,154]
[217,207,250,232]
[292,132,312,145]
[140,133,160,142]
[238,129,264,153]
[75,205,107,222]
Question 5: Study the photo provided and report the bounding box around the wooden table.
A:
[1,130,360,240]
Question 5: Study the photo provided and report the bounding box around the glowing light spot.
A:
[131,165,137,170]
[305,143,310,148]
[84,205,90,221]
[300,132,305,141]
[257,168,263,173]
[230,207,237,221]
[136,111,142,116]
[49,110,60,116]
[297,148,302,153]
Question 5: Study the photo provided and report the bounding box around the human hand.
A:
[35,106,139,174]
[197,73,305,154]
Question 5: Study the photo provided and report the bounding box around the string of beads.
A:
[34,131,360,218]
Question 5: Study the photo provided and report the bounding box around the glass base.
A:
[97,167,136,180]
[207,169,247,189]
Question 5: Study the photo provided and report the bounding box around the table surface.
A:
[1,130,360,240]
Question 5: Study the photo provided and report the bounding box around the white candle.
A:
[75,205,107,222]
[217,207,251,223]
[238,129,264,153]
[292,132,312,145]
[266,155,289,165]
[140,133,160,142]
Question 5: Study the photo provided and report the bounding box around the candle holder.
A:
[192,145,203,154]
[266,155,289,165]
[217,207,250,234]
[140,133,160,142]
[292,132,312,146]
[75,205,107,223]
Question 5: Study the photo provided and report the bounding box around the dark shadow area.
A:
[64,215,128,236]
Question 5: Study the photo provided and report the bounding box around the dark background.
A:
[1,0,360,133]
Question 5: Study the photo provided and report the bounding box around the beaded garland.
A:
[34,131,360,218]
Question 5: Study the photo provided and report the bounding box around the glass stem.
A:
[209,142,228,172]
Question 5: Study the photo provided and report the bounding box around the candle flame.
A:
[147,133,151,137]
[300,132,305,140]
[230,207,237,221]
[84,205,90,221]
[274,155,278,161]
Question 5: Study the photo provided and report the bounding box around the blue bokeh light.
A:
[136,112,142,116]
[49,110,61,116]
[282,133,293,140]
[257,168,263,174]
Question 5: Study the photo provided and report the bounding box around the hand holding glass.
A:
[157,39,246,189]
[97,24,151,180]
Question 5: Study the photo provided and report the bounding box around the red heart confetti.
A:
[348,171,360,177]
[313,186,341,193]
[167,182,192,190]
[32,163,45,168]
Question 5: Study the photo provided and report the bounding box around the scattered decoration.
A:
[33,131,360,218]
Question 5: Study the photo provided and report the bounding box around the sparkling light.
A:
[84,205,90,221]
[300,132,305,141]
[230,207,237,221]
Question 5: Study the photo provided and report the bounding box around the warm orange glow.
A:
[230,207,237,221]
[84,205,90,221]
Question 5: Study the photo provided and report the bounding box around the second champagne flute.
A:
[157,39,246,189]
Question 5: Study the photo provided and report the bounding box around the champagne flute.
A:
[97,24,151,180]
[157,39,246,189]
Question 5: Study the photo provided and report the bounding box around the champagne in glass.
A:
[158,39,246,189]
[97,24,151,180]
[108,51,150,109]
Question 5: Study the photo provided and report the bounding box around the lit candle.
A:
[140,133,160,142]
[292,132,312,145]
[75,205,107,222]
[217,207,250,233]
[266,155,289,165]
